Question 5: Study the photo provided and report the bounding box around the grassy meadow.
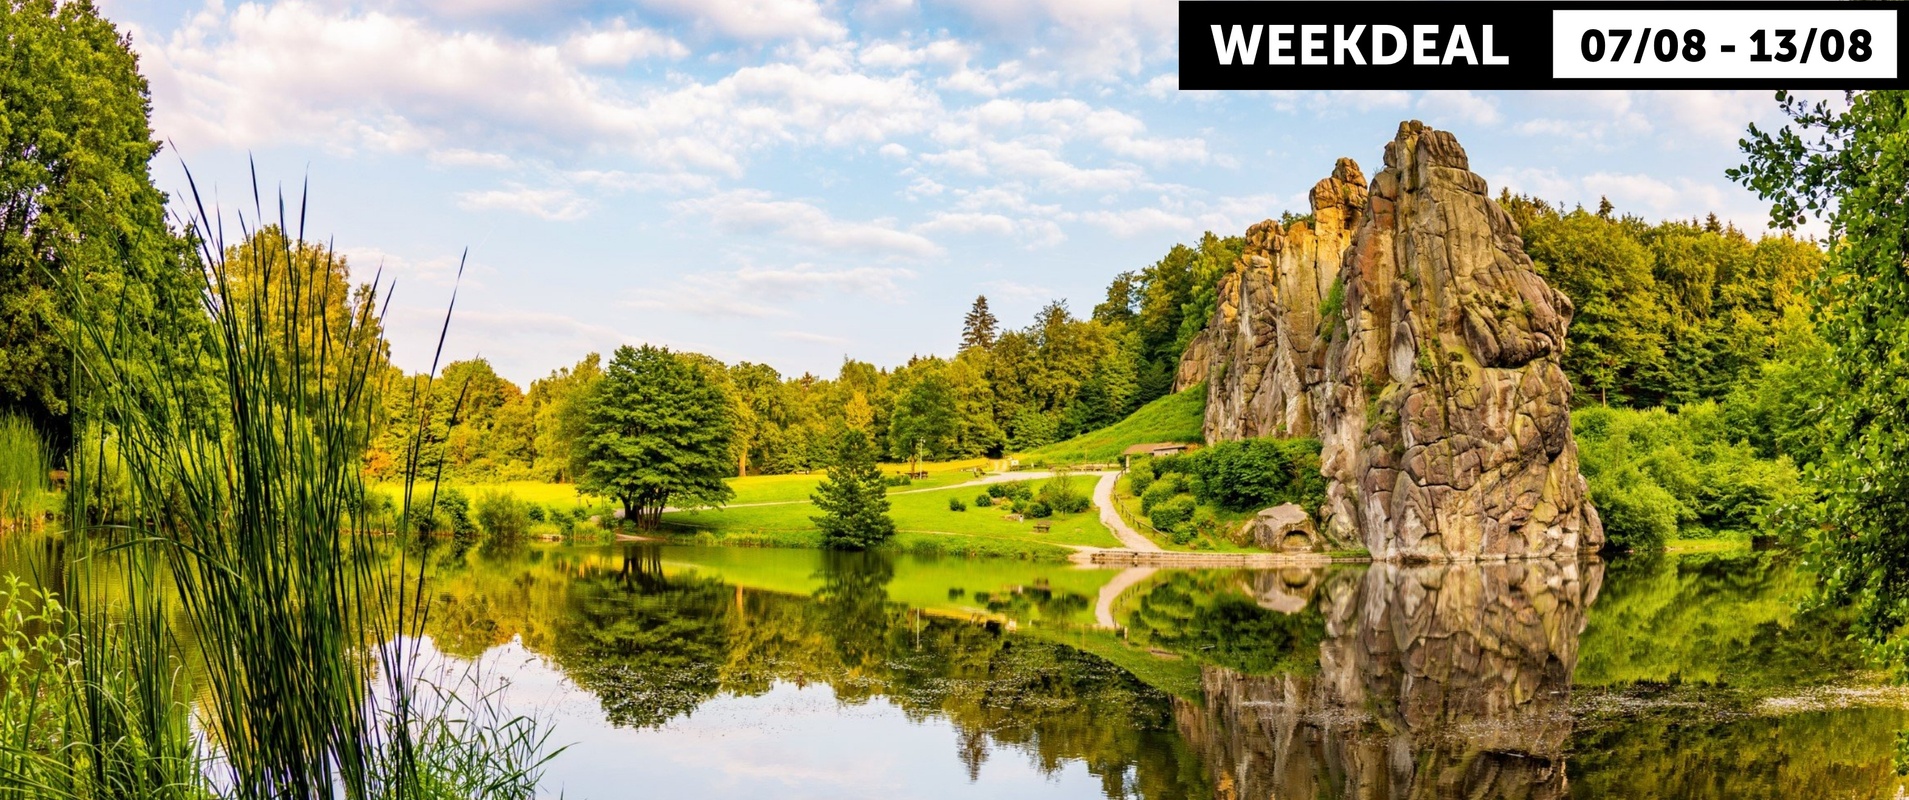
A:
[1017,384,1205,466]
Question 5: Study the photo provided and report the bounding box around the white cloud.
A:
[677,190,944,258]
[136,3,938,176]
[562,20,688,65]
[631,0,847,42]
[457,186,591,220]
[1415,90,1502,128]
[1073,206,1194,237]
[626,262,916,319]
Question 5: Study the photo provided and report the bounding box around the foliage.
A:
[1731,90,1909,673]
[1505,191,1823,407]
[1035,471,1090,514]
[1159,437,1325,512]
[810,429,895,550]
[0,0,203,439]
[959,295,998,351]
[0,414,49,525]
[1574,403,1805,551]
[1148,495,1196,531]
[474,491,530,545]
[947,496,966,512]
[577,345,736,530]
[974,494,991,507]
[1018,383,1205,466]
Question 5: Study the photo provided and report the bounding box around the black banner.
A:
[1179,1,1906,89]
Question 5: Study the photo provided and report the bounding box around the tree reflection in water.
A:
[393,543,1905,799]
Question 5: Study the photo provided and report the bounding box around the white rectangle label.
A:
[1552,8,1898,80]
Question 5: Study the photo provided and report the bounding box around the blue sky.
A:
[99,0,1819,386]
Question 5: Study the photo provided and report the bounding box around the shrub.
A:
[474,491,531,545]
[1037,473,1091,515]
[439,489,477,540]
[987,482,1009,498]
[1024,501,1053,519]
[1166,437,1326,512]
[1140,479,1181,514]
[883,473,913,487]
[1127,466,1155,497]
[948,497,967,512]
[526,504,546,523]
[975,494,993,507]
[1149,495,1196,531]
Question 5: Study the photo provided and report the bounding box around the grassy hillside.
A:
[1018,384,1205,466]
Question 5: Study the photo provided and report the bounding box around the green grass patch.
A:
[1018,384,1205,467]
[664,475,1122,549]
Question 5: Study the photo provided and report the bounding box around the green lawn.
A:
[1018,384,1205,467]
[662,478,1124,553]
[372,457,996,511]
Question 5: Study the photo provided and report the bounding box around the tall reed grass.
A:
[0,172,559,799]
[0,414,51,528]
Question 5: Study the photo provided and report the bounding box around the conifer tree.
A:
[810,429,894,549]
[960,296,998,351]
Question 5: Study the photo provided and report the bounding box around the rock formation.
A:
[1176,558,1604,799]
[1179,122,1603,560]
[1175,158,1367,442]
[1242,503,1319,553]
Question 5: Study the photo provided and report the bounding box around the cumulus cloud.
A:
[676,191,944,258]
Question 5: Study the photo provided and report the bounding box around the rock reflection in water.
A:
[1178,559,1603,800]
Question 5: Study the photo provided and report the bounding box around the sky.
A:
[97,0,1820,387]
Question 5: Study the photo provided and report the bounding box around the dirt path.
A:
[1092,471,1161,552]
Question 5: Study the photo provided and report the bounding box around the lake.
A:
[6,540,1905,799]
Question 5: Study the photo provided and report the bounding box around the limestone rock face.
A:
[1180,121,1602,560]
[1243,503,1318,552]
[1317,122,1602,559]
[1176,158,1367,444]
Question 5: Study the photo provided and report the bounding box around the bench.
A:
[1032,522,1051,534]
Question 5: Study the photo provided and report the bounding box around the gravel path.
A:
[1093,471,1161,551]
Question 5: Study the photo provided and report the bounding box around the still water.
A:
[410,543,1907,799]
[7,540,1906,798]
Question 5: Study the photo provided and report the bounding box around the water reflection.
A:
[1175,560,1599,799]
[6,536,1904,798]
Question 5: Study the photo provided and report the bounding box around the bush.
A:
[1127,466,1155,497]
[975,494,993,507]
[1024,501,1052,519]
[1163,437,1326,512]
[526,504,546,523]
[948,497,967,512]
[1149,495,1196,531]
[1140,479,1181,515]
[987,482,1009,498]
[439,489,477,540]
[473,491,530,545]
[1037,473,1091,515]
[883,474,913,487]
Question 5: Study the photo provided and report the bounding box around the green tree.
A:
[578,345,736,529]
[810,429,894,549]
[1731,90,1909,671]
[887,361,959,460]
[960,295,998,351]
[1,0,199,441]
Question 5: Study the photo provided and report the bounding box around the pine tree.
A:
[810,429,895,549]
[1597,196,1615,219]
[960,295,998,351]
